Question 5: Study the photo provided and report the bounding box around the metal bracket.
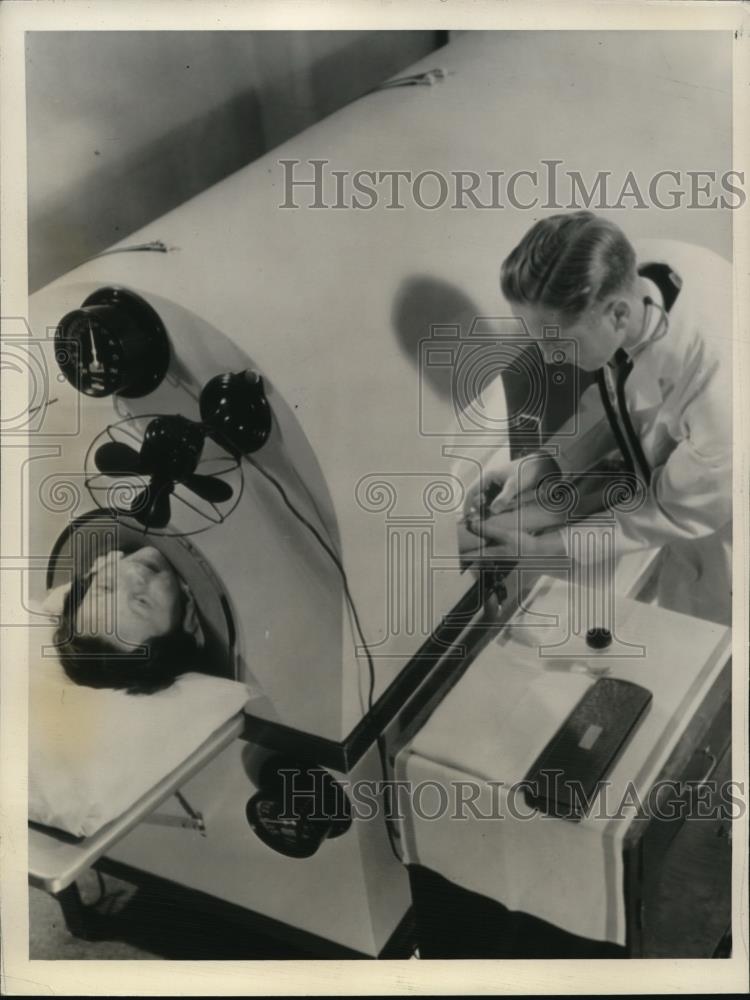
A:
[142,790,207,837]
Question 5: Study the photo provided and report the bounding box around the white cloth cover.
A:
[396,578,730,945]
[29,618,253,838]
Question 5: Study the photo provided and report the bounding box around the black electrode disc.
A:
[55,286,170,398]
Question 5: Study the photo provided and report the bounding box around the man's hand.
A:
[461,519,566,568]
[462,452,561,522]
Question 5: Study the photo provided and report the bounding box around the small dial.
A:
[55,286,170,398]
[55,313,123,397]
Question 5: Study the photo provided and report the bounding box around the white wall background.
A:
[26,30,439,291]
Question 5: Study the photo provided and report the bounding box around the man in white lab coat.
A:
[461,212,733,626]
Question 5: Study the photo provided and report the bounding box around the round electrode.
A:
[245,757,351,859]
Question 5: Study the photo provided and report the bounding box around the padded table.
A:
[29,713,245,895]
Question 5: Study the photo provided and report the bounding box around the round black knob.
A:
[586,627,612,650]
[55,286,170,398]
[200,369,272,455]
[245,757,351,859]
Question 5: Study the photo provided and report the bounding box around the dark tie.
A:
[595,348,652,488]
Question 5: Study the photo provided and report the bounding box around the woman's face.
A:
[75,546,184,652]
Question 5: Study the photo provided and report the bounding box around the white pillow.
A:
[29,621,253,838]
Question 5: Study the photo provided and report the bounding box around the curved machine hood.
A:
[26,34,540,744]
[28,273,506,746]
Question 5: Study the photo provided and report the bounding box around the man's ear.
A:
[180,584,205,648]
[606,298,631,332]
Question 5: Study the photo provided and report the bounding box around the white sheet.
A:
[29,618,253,838]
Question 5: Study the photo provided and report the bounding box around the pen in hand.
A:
[459,480,504,574]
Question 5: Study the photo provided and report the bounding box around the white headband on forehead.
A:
[40,551,112,617]
[40,581,75,617]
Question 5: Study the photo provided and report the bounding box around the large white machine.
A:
[27,262,506,954]
[23,138,499,960]
[24,31,732,957]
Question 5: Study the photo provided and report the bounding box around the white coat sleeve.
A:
[565,348,732,563]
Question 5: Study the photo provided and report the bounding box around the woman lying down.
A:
[30,543,255,840]
[48,546,205,695]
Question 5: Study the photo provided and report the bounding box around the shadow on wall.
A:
[392,275,488,404]
[27,30,440,291]
[392,274,591,442]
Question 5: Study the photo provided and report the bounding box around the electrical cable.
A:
[244,455,376,710]
[245,455,404,861]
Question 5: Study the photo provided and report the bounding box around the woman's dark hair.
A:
[500,211,637,319]
[53,572,199,695]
